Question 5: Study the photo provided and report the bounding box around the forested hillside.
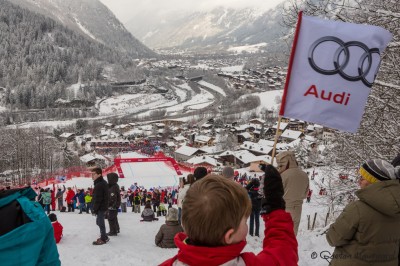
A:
[0,0,135,110]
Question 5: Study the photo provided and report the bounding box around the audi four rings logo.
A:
[308,36,381,87]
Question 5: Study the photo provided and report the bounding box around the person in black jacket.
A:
[246,177,261,237]
[106,173,121,236]
[91,167,109,245]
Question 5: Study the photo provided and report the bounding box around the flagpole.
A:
[270,116,283,165]
[279,10,303,117]
[270,11,304,165]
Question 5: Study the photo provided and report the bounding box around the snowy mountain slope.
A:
[125,5,287,52]
[9,0,155,58]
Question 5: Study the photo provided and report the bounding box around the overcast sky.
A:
[100,0,286,23]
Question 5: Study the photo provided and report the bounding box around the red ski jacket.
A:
[65,190,75,204]
[51,221,63,244]
[159,210,298,266]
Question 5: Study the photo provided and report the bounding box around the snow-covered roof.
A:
[234,125,249,131]
[258,139,275,147]
[254,155,274,164]
[240,141,273,155]
[195,135,211,143]
[175,145,199,157]
[249,118,265,124]
[173,136,187,142]
[187,155,218,166]
[166,142,176,147]
[80,153,107,163]
[201,123,213,128]
[306,125,315,131]
[60,133,75,138]
[280,129,303,140]
[304,135,316,142]
[218,150,259,164]
[91,139,129,143]
[238,132,252,139]
[273,122,288,130]
[198,145,223,154]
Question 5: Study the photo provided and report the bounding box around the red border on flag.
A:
[279,11,303,116]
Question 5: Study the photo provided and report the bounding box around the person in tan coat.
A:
[155,207,184,248]
[276,151,309,235]
[326,159,400,266]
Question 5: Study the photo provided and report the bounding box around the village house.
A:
[80,152,108,167]
[237,132,253,143]
[174,145,206,161]
[218,150,259,168]
[280,129,305,143]
[104,123,114,129]
[322,129,336,145]
[59,132,76,142]
[187,155,219,168]
[173,135,188,144]
[248,118,265,126]
[240,141,274,156]
[193,135,214,148]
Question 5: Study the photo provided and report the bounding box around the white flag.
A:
[280,12,392,133]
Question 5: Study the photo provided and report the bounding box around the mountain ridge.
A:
[125,4,288,53]
[10,0,156,58]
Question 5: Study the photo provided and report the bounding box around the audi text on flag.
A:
[280,13,392,133]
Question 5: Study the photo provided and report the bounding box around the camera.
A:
[258,163,267,172]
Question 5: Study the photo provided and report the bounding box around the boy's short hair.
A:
[48,213,57,222]
[182,174,251,247]
[91,167,102,175]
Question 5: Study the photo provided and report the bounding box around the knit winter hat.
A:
[166,207,179,222]
[359,159,399,184]
[221,166,234,179]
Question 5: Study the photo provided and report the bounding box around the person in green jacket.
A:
[0,187,61,266]
[85,191,93,214]
[326,159,400,266]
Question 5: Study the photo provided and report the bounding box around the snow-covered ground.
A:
[197,80,227,96]
[98,94,168,115]
[254,89,283,111]
[52,164,334,266]
[157,88,214,113]
[227,43,268,54]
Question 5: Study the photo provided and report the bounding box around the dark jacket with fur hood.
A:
[107,173,121,210]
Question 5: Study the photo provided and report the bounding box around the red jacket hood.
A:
[162,232,246,266]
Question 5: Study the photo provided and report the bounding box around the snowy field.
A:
[98,94,168,115]
[227,43,268,54]
[53,165,335,266]
[155,88,214,113]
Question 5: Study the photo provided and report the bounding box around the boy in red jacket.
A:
[48,213,63,244]
[160,165,298,266]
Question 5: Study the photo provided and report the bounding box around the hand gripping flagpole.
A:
[271,11,303,165]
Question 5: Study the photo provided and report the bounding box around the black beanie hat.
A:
[48,213,57,222]
[193,167,208,181]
